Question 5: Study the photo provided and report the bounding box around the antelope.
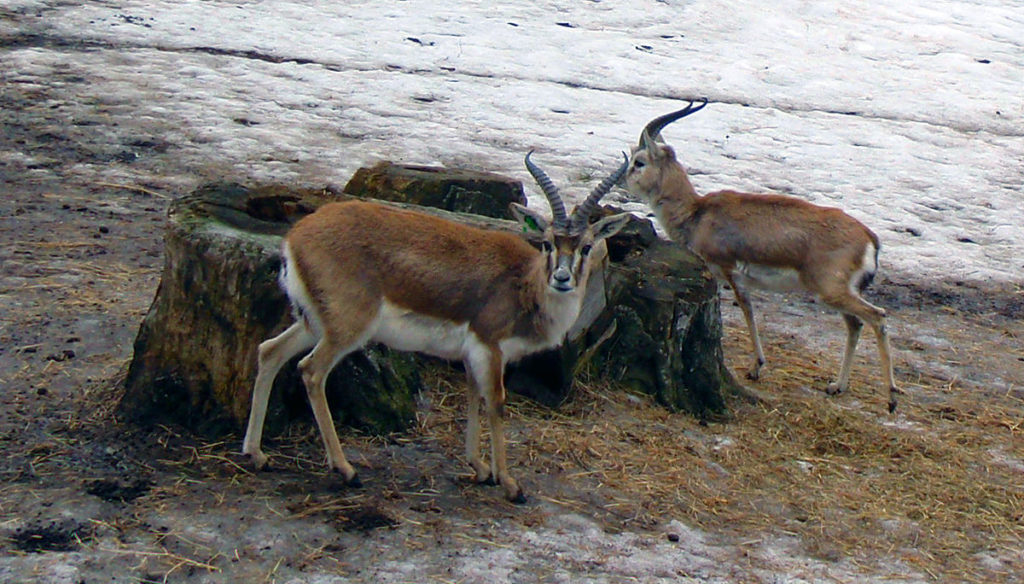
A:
[623,100,900,413]
[242,153,630,503]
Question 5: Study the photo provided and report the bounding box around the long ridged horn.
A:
[639,98,709,148]
[525,150,569,229]
[569,152,630,233]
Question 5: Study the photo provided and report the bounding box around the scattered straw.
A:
[405,321,1023,582]
[94,182,171,199]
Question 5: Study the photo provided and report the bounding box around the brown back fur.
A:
[287,200,549,344]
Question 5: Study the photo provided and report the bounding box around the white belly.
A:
[734,262,803,292]
[370,293,581,367]
[371,300,473,362]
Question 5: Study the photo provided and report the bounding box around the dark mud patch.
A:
[9,519,91,553]
[331,504,400,533]
[85,476,153,503]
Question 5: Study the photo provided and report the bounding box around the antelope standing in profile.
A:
[242,153,630,503]
[623,100,900,413]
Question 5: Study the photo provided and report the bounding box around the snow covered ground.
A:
[4,0,1022,286]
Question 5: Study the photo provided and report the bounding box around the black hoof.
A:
[888,399,898,414]
[334,467,362,488]
[508,491,527,505]
[458,473,496,486]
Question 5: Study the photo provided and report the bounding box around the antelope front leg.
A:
[463,361,493,485]
[724,273,765,380]
[467,351,525,503]
[486,383,525,504]
[488,351,525,504]
[827,314,863,396]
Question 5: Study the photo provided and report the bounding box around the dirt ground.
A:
[2,44,1023,584]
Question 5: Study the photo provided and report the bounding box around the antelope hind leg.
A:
[242,322,315,469]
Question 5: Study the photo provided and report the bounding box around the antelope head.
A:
[624,98,708,199]
[514,151,631,294]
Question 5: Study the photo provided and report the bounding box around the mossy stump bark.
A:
[121,164,737,439]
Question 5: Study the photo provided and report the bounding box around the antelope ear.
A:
[641,129,675,162]
[510,203,549,233]
[649,142,676,163]
[641,131,659,156]
[590,212,630,242]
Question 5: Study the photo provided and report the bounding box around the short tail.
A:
[857,238,880,293]
[280,241,318,333]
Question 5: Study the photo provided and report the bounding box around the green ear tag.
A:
[524,215,539,232]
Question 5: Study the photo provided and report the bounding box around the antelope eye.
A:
[633,159,645,169]
[541,241,554,253]
[581,244,593,257]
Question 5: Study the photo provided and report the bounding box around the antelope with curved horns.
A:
[623,100,900,413]
[242,153,631,502]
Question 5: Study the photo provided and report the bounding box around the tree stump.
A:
[343,161,526,219]
[120,166,738,439]
[119,184,422,437]
[597,234,735,414]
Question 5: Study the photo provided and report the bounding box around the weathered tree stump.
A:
[120,165,737,440]
[119,184,423,437]
[343,161,526,219]
[594,234,735,414]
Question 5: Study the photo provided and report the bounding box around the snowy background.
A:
[4,0,1022,286]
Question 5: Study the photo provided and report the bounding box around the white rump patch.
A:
[280,241,325,338]
[862,242,879,275]
[849,242,879,293]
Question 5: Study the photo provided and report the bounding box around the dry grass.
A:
[411,324,1023,583]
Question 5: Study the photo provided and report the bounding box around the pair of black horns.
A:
[525,151,628,233]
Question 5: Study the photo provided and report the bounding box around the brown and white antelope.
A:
[623,100,900,412]
[242,153,630,502]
